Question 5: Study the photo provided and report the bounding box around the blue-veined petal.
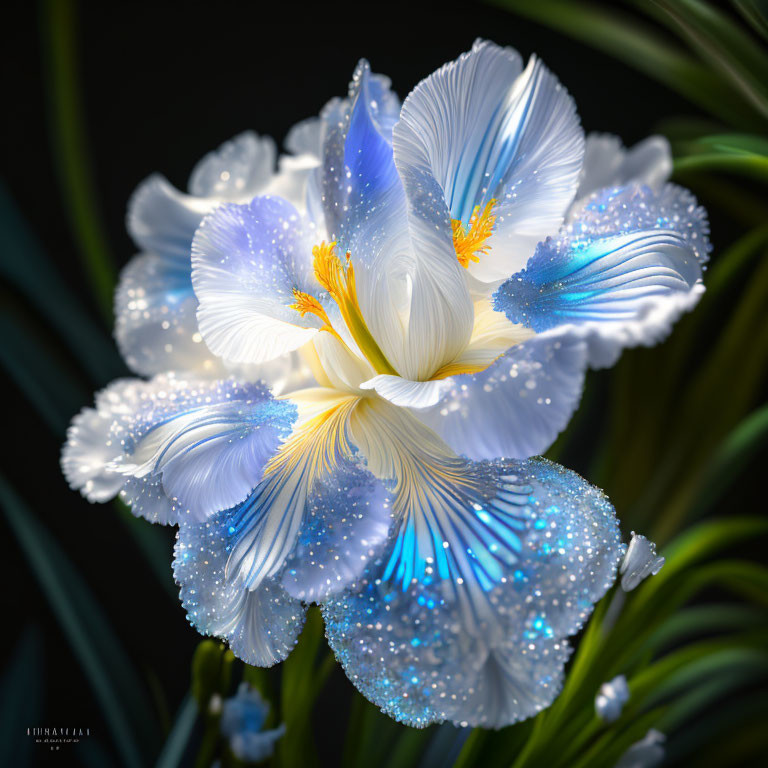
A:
[188,132,277,200]
[113,377,296,522]
[192,196,321,365]
[495,229,703,369]
[317,59,473,382]
[574,134,672,205]
[322,457,622,728]
[394,40,584,284]
[224,391,359,591]
[174,512,305,667]
[281,461,393,601]
[350,400,530,628]
[415,327,589,460]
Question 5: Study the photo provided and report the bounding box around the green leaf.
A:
[155,695,198,768]
[488,0,765,128]
[733,0,768,41]
[191,641,227,710]
[0,475,158,768]
[0,182,123,383]
[41,0,116,321]
[689,403,768,516]
[276,607,333,768]
[649,0,768,121]
[0,626,44,768]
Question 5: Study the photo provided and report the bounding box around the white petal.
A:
[61,379,150,504]
[127,174,214,261]
[359,375,453,408]
[188,131,276,200]
[575,133,672,204]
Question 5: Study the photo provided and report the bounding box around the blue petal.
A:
[323,457,623,728]
[495,184,708,367]
[570,183,710,265]
[281,462,394,601]
[174,512,305,667]
[495,230,701,332]
[119,378,296,522]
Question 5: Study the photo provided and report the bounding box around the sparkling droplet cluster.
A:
[282,462,393,601]
[174,509,305,667]
[568,183,711,265]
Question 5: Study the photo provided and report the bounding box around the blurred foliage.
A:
[1,0,766,766]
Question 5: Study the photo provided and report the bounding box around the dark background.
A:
[1,1,738,766]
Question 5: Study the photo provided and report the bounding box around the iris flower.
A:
[62,41,709,728]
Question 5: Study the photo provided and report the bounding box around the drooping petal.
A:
[323,457,622,728]
[64,375,295,526]
[188,132,276,200]
[415,328,589,460]
[114,252,224,377]
[350,402,621,650]
[61,379,149,503]
[575,134,672,204]
[323,459,621,727]
[323,566,571,728]
[192,196,321,365]
[113,378,296,522]
[281,461,393,601]
[395,40,584,284]
[174,513,305,667]
[495,184,708,368]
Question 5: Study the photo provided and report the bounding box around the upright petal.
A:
[192,196,320,364]
[395,40,584,284]
[174,512,305,667]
